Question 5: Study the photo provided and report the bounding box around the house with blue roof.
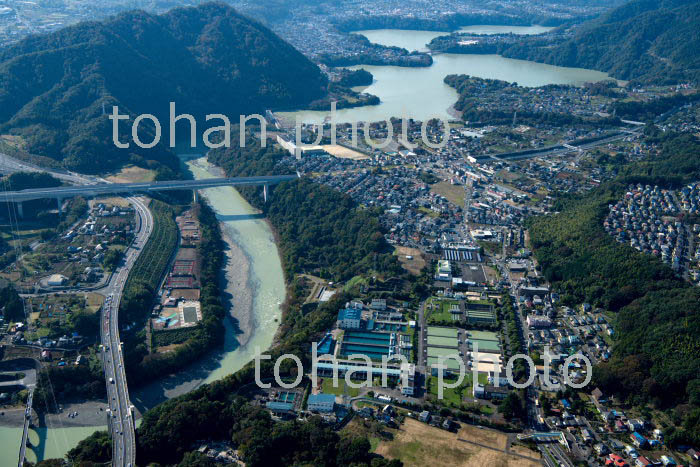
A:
[631,431,648,448]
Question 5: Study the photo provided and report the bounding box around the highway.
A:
[0,174,298,202]
[0,150,150,466]
[100,195,153,467]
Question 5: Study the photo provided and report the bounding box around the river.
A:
[0,25,605,464]
[130,154,286,410]
[279,26,609,124]
[0,425,106,466]
[0,154,286,464]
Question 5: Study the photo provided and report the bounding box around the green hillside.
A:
[503,0,700,84]
[0,2,327,173]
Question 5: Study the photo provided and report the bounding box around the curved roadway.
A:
[100,195,153,467]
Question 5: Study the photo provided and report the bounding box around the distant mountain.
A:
[0,2,327,173]
[501,0,700,84]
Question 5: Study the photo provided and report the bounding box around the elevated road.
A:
[18,387,35,467]
[0,175,297,203]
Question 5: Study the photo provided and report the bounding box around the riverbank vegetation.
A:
[208,138,402,281]
[67,430,112,464]
[122,200,227,385]
[131,137,404,464]
[119,200,177,328]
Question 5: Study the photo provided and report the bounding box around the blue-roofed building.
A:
[308,393,336,413]
[316,333,335,355]
[266,401,295,415]
[337,307,362,329]
[631,431,648,448]
[561,399,572,410]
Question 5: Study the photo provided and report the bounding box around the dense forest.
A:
[333,11,571,33]
[527,131,700,446]
[502,0,700,84]
[67,430,112,464]
[0,2,327,173]
[0,285,24,322]
[612,92,700,121]
[430,0,699,85]
[335,68,374,87]
[208,136,402,281]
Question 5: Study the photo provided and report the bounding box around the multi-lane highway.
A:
[100,195,153,467]
[0,175,298,202]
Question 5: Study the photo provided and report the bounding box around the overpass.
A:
[517,431,570,451]
[0,175,298,216]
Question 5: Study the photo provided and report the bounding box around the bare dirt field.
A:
[321,144,370,160]
[375,418,540,467]
[394,246,426,276]
[105,165,155,183]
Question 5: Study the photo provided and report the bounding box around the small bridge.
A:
[18,387,35,467]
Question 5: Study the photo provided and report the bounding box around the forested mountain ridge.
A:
[0,2,327,173]
[501,0,700,84]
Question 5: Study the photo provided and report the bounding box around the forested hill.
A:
[0,2,327,173]
[528,132,700,447]
[500,0,699,84]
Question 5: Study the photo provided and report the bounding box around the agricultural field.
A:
[375,418,540,467]
[0,198,134,290]
[24,293,101,341]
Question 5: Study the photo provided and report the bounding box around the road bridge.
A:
[0,175,298,216]
[17,387,35,467]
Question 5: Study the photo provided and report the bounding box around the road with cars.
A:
[99,195,152,467]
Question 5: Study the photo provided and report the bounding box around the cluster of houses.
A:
[604,185,688,273]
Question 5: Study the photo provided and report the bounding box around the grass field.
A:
[431,181,466,207]
[427,372,488,403]
[375,418,540,467]
[320,377,360,397]
[426,297,461,324]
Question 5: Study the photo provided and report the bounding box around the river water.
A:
[0,155,286,464]
[280,26,609,124]
[0,425,106,466]
[0,25,605,464]
[131,155,286,409]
